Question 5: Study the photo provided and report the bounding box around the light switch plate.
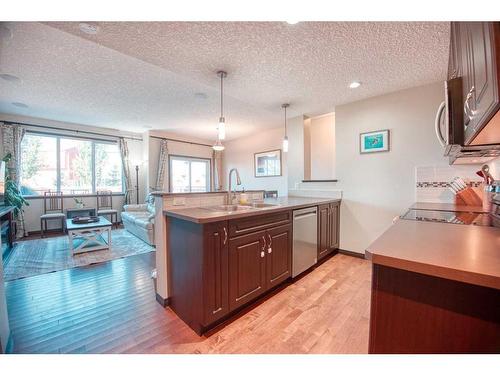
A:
[173,197,186,206]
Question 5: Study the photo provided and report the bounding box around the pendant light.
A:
[282,103,290,152]
[213,70,227,151]
[217,71,227,140]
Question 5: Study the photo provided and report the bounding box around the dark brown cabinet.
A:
[203,221,229,325]
[318,201,340,261]
[447,23,462,80]
[168,210,293,335]
[168,219,229,334]
[318,204,330,260]
[328,202,340,249]
[449,22,500,145]
[265,224,292,288]
[228,223,292,310]
[228,230,267,311]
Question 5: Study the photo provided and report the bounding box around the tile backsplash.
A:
[415,164,484,203]
[161,191,265,210]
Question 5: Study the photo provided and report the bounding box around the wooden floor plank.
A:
[6,252,371,354]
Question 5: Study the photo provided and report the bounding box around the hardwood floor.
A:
[5,252,371,354]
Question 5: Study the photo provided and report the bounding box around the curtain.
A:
[1,122,27,237]
[212,149,223,191]
[118,137,133,204]
[155,139,168,191]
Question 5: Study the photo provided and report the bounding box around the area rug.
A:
[3,229,155,281]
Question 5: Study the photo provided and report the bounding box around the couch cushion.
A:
[121,211,142,221]
[134,217,153,230]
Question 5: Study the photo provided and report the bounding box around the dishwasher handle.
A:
[293,207,318,219]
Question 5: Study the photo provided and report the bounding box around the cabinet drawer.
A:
[228,210,291,238]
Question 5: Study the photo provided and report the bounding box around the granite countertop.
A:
[366,202,500,290]
[164,196,341,224]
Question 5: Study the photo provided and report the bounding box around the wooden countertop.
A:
[164,197,341,224]
[366,218,500,290]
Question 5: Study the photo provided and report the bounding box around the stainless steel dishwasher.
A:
[292,206,318,277]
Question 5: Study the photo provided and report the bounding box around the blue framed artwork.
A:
[360,129,390,154]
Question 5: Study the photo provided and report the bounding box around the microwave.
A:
[435,77,500,164]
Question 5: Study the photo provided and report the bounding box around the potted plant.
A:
[2,153,29,214]
[2,153,29,237]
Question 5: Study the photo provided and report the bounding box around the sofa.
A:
[121,203,155,246]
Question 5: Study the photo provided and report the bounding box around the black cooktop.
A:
[401,209,498,227]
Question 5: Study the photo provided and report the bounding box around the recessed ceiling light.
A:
[349,81,361,89]
[12,102,28,108]
[79,23,99,35]
[286,20,300,25]
[0,73,21,82]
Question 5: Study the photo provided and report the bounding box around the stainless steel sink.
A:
[243,202,278,208]
[203,204,255,213]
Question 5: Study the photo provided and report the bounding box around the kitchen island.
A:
[164,196,341,335]
[366,203,500,353]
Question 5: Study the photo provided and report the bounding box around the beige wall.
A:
[335,81,448,254]
[303,118,311,180]
[286,115,307,190]
[148,130,215,192]
[223,126,288,197]
[309,113,335,180]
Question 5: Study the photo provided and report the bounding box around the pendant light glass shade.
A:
[282,135,289,152]
[213,137,225,151]
[218,117,226,140]
[282,103,290,153]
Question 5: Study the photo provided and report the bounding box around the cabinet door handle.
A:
[261,236,266,251]
[268,247,272,254]
[464,86,475,126]
[260,251,265,258]
[267,234,272,249]
[223,227,228,245]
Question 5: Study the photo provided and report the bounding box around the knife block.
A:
[454,187,483,206]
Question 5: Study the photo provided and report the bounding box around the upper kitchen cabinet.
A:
[447,23,462,80]
[451,22,500,145]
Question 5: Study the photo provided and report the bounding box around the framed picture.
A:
[360,129,390,154]
[254,149,282,177]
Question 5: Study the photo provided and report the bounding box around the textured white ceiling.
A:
[0,21,450,141]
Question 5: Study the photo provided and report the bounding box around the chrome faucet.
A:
[228,168,242,204]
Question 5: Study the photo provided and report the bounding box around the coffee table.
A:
[66,216,112,255]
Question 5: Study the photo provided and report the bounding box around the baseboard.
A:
[338,248,366,259]
[155,293,170,307]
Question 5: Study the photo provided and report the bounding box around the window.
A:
[20,132,124,196]
[169,156,210,193]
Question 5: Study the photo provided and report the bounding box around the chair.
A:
[40,191,66,238]
[97,190,118,228]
